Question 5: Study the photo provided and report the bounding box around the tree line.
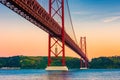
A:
[89,56,120,69]
[0,56,120,69]
[0,56,80,69]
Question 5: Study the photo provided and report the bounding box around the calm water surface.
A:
[0,69,120,80]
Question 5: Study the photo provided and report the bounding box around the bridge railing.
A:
[0,0,88,62]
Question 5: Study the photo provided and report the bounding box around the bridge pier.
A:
[46,0,68,71]
[80,37,88,69]
[80,58,88,69]
[46,66,68,71]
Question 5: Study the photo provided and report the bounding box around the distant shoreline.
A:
[0,56,120,69]
[0,67,20,70]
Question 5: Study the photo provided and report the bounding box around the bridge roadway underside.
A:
[0,0,89,62]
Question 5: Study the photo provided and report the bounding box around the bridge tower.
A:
[46,0,68,71]
[80,37,88,69]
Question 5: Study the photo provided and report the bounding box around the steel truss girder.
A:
[0,0,89,63]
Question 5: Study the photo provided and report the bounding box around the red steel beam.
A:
[0,0,89,62]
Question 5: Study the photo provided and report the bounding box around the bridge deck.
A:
[0,0,88,62]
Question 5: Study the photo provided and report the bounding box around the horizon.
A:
[0,0,120,60]
[0,55,119,58]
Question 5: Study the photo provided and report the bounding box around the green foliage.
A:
[7,56,20,67]
[0,56,20,67]
[66,57,80,69]
[20,56,48,69]
[0,56,80,69]
[90,56,120,69]
[50,57,80,69]
[1,56,119,69]
[0,58,7,67]
[50,57,63,66]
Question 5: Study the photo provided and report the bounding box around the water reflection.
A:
[46,71,70,80]
[0,69,120,80]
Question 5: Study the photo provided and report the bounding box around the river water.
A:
[0,69,120,80]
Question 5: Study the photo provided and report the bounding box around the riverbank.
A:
[0,67,20,70]
[0,56,120,69]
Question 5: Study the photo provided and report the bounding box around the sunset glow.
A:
[0,0,120,60]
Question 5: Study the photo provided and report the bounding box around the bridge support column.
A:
[80,37,88,69]
[46,0,68,71]
[80,58,88,69]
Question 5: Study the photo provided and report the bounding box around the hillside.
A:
[0,56,120,69]
[0,56,80,69]
[90,56,120,69]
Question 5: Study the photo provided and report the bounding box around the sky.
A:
[0,0,120,60]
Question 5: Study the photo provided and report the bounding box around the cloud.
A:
[103,16,120,23]
[72,12,84,15]
[72,11,91,15]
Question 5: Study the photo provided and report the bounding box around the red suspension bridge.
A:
[0,0,89,70]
